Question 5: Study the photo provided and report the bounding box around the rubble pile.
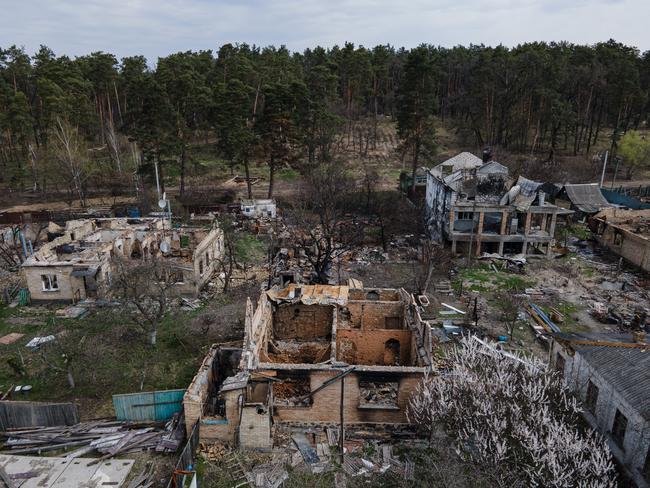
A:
[0,417,184,458]
[359,381,398,407]
[272,378,311,407]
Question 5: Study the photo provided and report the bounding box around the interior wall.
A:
[345,301,404,330]
[273,304,333,340]
[336,329,412,365]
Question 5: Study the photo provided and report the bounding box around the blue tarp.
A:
[113,389,185,422]
[601,189,650,210]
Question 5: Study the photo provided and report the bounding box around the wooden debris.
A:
[0,418,180,458]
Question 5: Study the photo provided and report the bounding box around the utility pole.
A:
[154,160,161,201]
[611,157,620,189]
[599,151,609,188]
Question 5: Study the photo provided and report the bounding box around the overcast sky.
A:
[1,0,648,62]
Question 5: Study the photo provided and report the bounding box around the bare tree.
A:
[408,337,617,487]
[413,241,451,295]
[495,290,525,340]
[51,117,88,207]
[38,325,87,389]
[285,160,362,284]
[109,257,178,346]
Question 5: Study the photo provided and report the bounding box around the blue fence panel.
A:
[113,389,185,422]
[602,188,650,210]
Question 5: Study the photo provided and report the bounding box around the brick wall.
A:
[336,329,412,365]
[272,370,422,424]
[273,304,333,340]
[346,301,404,330]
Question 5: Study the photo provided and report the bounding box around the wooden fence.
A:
[0,400,79,430]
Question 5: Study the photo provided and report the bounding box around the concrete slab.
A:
[0,454,134,487]
[0,333,24,345]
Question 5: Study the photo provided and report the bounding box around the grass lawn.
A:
[0,285,251,417]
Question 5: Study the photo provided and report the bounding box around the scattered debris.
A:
[0,419,181,457]
[0,333,24,345]
[24,335,55,349]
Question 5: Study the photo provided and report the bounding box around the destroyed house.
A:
[551,334,650,487]
[184,284,434,448]
[425,153,572,257]
[589,208,650,273]
[22,218,224,302]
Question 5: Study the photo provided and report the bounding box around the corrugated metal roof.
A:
[267,284,349,306]
[564,183,613,213]
[574,344,650,420]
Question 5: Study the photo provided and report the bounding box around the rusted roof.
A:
[267,284,349,306]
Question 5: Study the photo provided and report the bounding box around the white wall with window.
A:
[41,274,59,292]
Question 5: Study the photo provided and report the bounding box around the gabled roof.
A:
[563,183,613,213]
[574,343,650,420]
[477,161,508,176]
[430,152,483,177]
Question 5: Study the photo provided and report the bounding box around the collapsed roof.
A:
[563,183,614,213]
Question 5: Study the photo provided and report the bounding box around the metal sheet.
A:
[112,389,184,422]
[564,183,613,213]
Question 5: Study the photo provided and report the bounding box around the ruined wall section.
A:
[425,172,454,242]
[345,301,404,330]
[271,370,422,424]
[336,329,412,365]
[593,220,650,272]
[273,304,333,340]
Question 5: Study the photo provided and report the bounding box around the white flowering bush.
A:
[408,337,617,487]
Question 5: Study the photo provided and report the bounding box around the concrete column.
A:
[524,212,532,235]
[449,207,455,232]
[546,242,553,257]
[498,241,504,255]
[476,212,484,257]
[549,213,558,238]
[522,241,528,255]
[500,211,508,235]
[541,214,548,233]
[451,240,457,255]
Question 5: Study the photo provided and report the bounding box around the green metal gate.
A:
[112,389,185,422]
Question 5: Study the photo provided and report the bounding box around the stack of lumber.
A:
[0,418,184,459]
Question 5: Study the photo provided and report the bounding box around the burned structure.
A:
[22,218,224,302]
[590,208,650,273]
[184,284,434,447]
[551,334,650,487]
[425,152,572,257]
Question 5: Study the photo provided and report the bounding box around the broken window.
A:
[366,290,380,301]
[613,231,622,245]
[585,380,599,415]
[384,317,401,329]
[41,274,59,291]
[273,372,311,407]
[611,409,628,448]
[359,376,399,409]
[555,352,565,379]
